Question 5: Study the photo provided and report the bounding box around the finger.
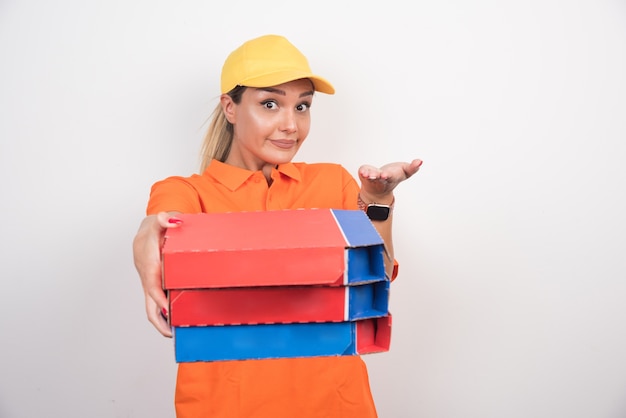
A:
[379,159,423,181]
[150,312,173,337]
[156,211,184,229]
[358,165,382,180]
[148,286,169,311]
[403,159,423,178]
[146,294,172,338]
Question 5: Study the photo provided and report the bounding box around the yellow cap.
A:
[220,34,335,95]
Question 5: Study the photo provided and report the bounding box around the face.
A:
[222,78,314,173]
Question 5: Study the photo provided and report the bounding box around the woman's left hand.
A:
[358,159,423,202]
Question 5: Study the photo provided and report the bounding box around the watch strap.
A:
[357,194,395,220]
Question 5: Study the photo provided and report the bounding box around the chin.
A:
[264,150,299,165]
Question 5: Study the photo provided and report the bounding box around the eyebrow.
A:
[257,87,314,98]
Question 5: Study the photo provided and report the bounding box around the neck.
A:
[262,164,275,185]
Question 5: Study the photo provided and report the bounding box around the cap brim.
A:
[240,70,335,95]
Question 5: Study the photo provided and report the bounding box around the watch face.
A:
[366,204,390,221]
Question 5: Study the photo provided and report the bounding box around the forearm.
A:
[374,215,395,279]
[356,159,422,279]
[358,191,395,279]
[133,211,182,337]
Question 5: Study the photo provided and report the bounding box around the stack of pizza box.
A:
[161,208,392,362]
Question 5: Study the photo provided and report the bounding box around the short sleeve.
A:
[391,259,399,281]
[146,176,203,215]
[340,167,360,210]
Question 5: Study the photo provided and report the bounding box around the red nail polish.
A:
[161,308,168,318]
[168,217,182,224]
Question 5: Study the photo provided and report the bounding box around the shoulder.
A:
[147,173,206,214]
[149,170,226,198]
[150,172,206,191]
[288,162,358,193]
[291,162,352,176]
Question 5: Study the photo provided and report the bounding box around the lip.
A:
[269,139,297,149]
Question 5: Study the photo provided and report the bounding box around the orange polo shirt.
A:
[147,160,380,418]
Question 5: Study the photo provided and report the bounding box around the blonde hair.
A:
[199,86,246,172]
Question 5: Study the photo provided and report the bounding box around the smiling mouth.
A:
[269,139,297,149]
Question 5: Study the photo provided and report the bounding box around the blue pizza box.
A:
[173,315,392,362]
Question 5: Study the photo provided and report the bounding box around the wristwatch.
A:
[357,195,394,221]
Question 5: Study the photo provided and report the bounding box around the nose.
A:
[279,109,297,134]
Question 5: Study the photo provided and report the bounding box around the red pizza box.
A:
[168,279,390,326]
[161,209,386,289]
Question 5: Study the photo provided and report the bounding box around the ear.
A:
[220,94,236,124]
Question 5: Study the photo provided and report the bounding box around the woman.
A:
[133,34,422,417]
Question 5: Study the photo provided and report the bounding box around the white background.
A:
[1,1,626,417]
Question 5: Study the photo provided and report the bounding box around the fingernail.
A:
[161,308,168,318]
[168,217,182,224]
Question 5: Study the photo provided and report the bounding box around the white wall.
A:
[1,1,625,417]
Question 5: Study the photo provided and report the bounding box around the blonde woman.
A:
[133,34,422,417]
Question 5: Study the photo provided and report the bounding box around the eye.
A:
[261,100,278,110]
[296,102,311,112]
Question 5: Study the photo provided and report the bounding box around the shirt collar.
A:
[276,162,301,182]
[205,159,301,191]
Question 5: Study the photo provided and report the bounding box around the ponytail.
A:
[199,86,246,173]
